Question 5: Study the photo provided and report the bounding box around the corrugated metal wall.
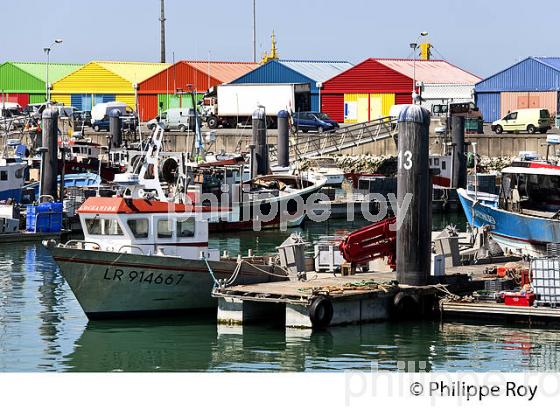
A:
[322,59,412,94]
[53,63,131,93]
[2,93,29,107]
[395,93,412,105]
[476,92,500,122]
[0,63,43,93]
[321,94,344,123]
[138,95,158,121]
[342,93,394,123]
[500,91,559,118]
[476,58,560,92]
[370,93,394,118]
[139,62,222,94]
[51,94,70,106]
[29,94,46,104]
[116,94,136,109]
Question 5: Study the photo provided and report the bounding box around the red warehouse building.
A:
[137,60,258,121]
[320,58,479,123]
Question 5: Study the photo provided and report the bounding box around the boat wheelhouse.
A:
[458,161,560,256]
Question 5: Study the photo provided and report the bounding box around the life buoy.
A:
[308,296,333,328]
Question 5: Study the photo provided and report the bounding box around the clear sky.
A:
[1,0,559,78]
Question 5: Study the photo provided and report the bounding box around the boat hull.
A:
[51,247,285,319]
[457,188,560,256]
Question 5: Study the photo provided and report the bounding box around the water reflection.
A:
[60,319,560,372]
[4,216,560,372]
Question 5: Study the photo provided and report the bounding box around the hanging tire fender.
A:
[308,295,334,328]
[392,292,421,319]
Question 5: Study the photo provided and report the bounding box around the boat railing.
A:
[60,239,101,250]
[118,244,146,255]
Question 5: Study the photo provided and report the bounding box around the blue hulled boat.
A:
[458,160,560,257]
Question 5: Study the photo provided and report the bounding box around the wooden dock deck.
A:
[212,256,550,329]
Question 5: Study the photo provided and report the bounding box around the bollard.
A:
[40,108,59,201]
[396,105,431,286]
[451,115,466,189]
[277,110,290,168]
[109,108,123,148]
[252,107,268,175]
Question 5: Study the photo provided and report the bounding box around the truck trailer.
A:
[201,83,311,129]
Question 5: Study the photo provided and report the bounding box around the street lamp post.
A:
[44,39,63,104]
[410,32,428,104]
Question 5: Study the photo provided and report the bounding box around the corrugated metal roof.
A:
[375,59,480,84]
[277,60,353,83]
[94,61,171,84]
[9,62,82,83]
[185,61,259,83]
[532,57,560,72]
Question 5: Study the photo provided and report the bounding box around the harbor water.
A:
[3,213,560,372]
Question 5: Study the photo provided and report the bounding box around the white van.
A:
[147,108,198,132]
[492,108,551,134]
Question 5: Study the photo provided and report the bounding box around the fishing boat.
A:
[130,126,326,231]
[303,156,345,187]
[44,195,287,319]
[458,160,560,257]
[0,160,26,202]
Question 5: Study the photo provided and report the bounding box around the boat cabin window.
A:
[441,160,446,170]
[15,168,24,178]
[127,218,149,239]
[85,218,124,236]
[157,219,173,239]
[177,218,196,238]
[0,171,7,181]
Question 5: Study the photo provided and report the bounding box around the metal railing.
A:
[268,117,398,164]
[290,116,398,160]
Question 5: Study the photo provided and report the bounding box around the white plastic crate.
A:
[531,258,560,304]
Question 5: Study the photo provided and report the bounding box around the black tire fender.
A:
[392,292,421,320]
[308,296,334,328]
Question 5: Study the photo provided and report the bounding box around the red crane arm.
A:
[338,217,397,270]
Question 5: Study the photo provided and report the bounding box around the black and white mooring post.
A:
[277,110,289,168]
[252,106,269,175]
[40,108,59,201]
[451,115,466,189]
[396,104,432,286]
[109,108,123,148]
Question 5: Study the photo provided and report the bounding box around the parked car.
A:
[492,108,551,134]
[292,111,339,133]
[92,110,137,132]
[147,108,199,132]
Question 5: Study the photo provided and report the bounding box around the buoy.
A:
[308,296,334,328]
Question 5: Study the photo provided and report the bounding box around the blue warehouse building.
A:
[231,59,353,112]
[475,57,560,123]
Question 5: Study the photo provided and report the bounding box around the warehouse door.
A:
[369,95,383,120]
[517,95,529,109]
[71,94,93,111]
[94,94,116,105]
[357,94,369,123]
